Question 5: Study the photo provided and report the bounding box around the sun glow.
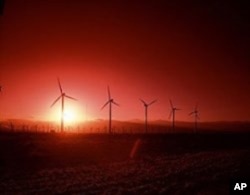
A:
[48,102,86,125]
[63,110,75,123]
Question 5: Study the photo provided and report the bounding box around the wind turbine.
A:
[101,86,119,134]
[169,99,181,132]
[189,103,200,133]
[50,78,77,133]
[139,99,157,133]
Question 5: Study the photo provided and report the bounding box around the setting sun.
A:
[63,110,75,123]
[48,101,85,126]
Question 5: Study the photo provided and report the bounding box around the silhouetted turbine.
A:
[189,103,200,133]
[140,99,157,133]
[101,86,119,134]
[50,78,77,133]
[169,99,181,132]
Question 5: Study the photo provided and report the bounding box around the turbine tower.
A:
[101,86,119,134]
[189,103,200,133]
[139,99,157,134]
[50,78,77,133]
[169,99,181,132]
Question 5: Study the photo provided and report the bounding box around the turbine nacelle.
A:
[101,86,119,134]
[189,103,200,119]
[139,98,157,133]
[169,99,180,110]
[50,78,77,132]
[189,103,200,132]
[139,99,157,108]
[168,99,181,119]
[189,110,198,115]
[101,86,119,110]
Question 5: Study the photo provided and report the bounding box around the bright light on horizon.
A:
[48,102,86,125]
[63,110,75,123]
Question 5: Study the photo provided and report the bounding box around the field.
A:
[0,131,250,194]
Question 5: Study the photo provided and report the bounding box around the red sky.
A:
[0,0,250,122]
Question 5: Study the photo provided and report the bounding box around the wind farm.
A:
[1,0,250,194]
[0,79,214,134]
[0,78,249,195]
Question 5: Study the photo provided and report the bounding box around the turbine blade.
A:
[169,99,174,108]
[189,111,195,115]
[112,101,120,106]
[57,78,63,94]
[107,85,111,100]
[139,98,146,105]
[101,100,110,110]
[65,95,77,101]
[148,99,157,106]
[50,95,62,107]
[168,111,173,119]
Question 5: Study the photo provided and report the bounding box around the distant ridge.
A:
[1,118,250,125]
[1,118,250,133]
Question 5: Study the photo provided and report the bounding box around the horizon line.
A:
[1,118,250,124]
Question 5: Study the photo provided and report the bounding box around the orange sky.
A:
[0,0,250,122]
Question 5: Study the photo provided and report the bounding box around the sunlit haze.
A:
[0,1,250,123]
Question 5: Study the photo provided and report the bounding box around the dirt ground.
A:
[0,132,249,194]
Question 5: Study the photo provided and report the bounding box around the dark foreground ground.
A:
[0,131,250,194]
